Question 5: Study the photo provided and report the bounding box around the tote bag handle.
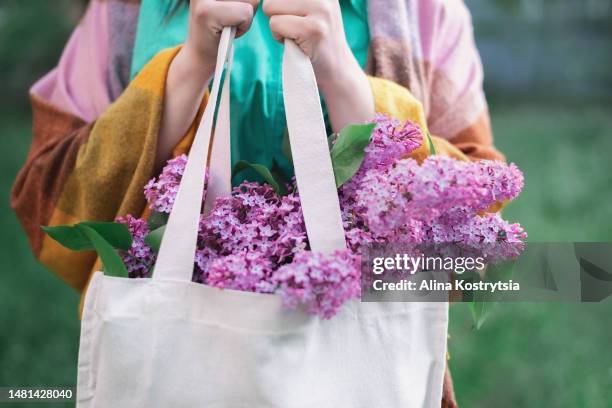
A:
[154,27,346,282]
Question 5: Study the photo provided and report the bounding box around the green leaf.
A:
[41,225,90,251]
[147,211,169,231]
[42,222,132,251]
[270,161,289,188]
[232,160,288,196]
[426,130,437,155]
[330,123,375,187]
[281,128,293,165]
[468,301,493,330]
[144,225,166,253]
[327,133,336,151]
[77,225,128,278]
[79,222,132,251]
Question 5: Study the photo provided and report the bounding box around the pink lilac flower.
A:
[423,213,527,260]
[115,215,155,278]
[207,250,276,293]
[193,182,307,282]
[426,213,526,244]
[144,155,206,213]
[339,114,424,247]
[274,250,362,319]
[352,156,524,239]
[193,246,218,283]
[361,114,423,172]
[120,114,527,319]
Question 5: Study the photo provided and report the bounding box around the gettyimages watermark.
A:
[360,243,612,303]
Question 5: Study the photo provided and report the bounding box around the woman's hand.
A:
[263,0,351,88]
[184,0,259,71]
[263,0,374,131]
[158,0,259,170]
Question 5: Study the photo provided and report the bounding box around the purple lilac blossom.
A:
[193,182,307,282]
[207,250,276,293]
[339,114,424,248]
[361,114,423,172]
[119,113,526,319]
[115,215,155,278]
[274,250,362,319]
[352,155,524,239]
[423,213,527,261]
[144,155,203,213]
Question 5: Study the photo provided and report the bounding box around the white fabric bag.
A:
[76,28,449,408]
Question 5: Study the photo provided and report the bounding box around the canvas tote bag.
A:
[76,27,449,408]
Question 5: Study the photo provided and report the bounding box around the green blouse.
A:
[131,0,369,184]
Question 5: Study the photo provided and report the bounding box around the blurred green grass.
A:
[0,104,611,407]
[0,110,79,408]
[449,105,612,408]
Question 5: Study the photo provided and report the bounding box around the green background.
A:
[1,1,611,407]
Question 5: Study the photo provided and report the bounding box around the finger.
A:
[262,0,311,17]
[196,1,255,36]
[269,15,326,45]
[269,15,304,43]
[216,1,259,37]
[217,0,260,13]
[231,0,260,36]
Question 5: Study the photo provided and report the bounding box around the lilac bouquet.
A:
[44,114,526,319]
